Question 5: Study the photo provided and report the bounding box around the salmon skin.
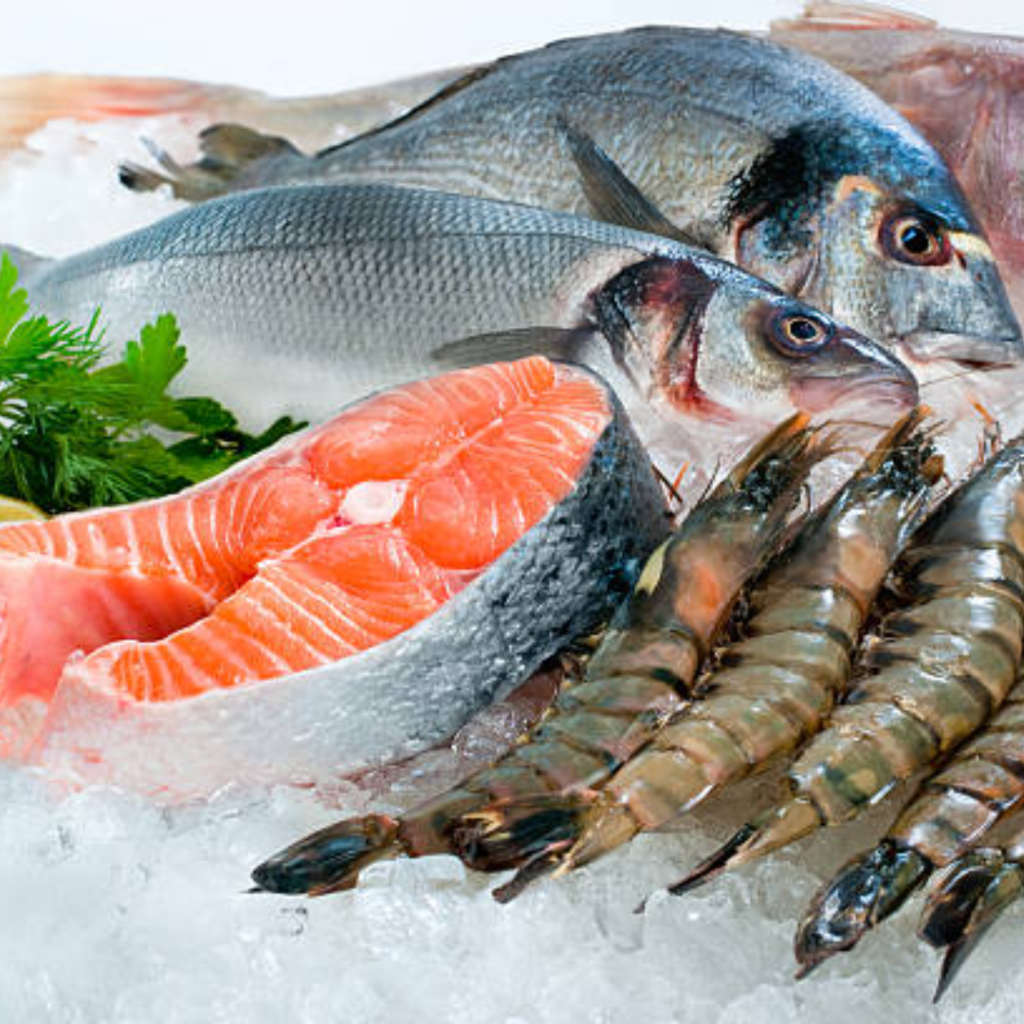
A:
[10,181,915,479]
[116,26,1021,367]
[771,3,1024,329]
[0,358,669,798]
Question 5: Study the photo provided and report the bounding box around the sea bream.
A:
[0,357,670,797]
[117,26,1022,368]
[8,182,915,480]
[771,3,1024,325]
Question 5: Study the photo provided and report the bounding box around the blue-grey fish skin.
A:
[132,26,1020,366]
[15,183,915,454]
[35,370,672,796]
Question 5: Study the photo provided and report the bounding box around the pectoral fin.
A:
[557,119,705,248]
[430,327,593,369]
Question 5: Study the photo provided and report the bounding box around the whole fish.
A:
[0,357,669,796]
[117,27,1022,367]
[771,3,1024,324]
[9,182,915,480]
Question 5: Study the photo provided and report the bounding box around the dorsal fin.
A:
[314,61,503,158]
[557,119,706,249]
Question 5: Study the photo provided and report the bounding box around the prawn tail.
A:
[666,798,821,896]
[794,840,931,977]
[251,813,403,896]
[917,849,1024,1003]
[449,794,593,898]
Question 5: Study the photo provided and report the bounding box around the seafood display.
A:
[498,409,945,886]
[7,8,1024,1020]
[252,414,824,894]
[117,27,1021,366]
[0,357,669,795]
[11,181,915,472]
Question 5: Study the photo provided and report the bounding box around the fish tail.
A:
[0,73,241,153]
[119,123,303,201]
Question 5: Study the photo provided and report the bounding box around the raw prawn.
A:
[794,671,1024,980]
[672,434,1024,896]
[503,409,943,888]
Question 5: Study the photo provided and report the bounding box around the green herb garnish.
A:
[0,253,304,514]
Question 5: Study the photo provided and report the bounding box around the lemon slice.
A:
[0,495,46,521]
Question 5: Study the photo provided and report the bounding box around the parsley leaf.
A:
[0,252,305,514]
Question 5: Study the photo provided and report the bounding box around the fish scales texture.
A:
[13,181,916,453]
[122,26,1021,363]
[15,183,686,422]
[250,415,822,896]
[678,439,1024,895]
[0,359,670,796]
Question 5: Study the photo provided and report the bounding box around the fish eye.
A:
[767,308,834,357]
[880,210,952,267]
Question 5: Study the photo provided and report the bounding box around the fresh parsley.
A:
[0,253,303,514]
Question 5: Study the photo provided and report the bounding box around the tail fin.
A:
[794,840,931,977]
[666,799,821,896]
[1,244,50,284]
[917,849,1024,1003]
[251,813,402,896]
[0,73,251,155]
[119,124,302,201]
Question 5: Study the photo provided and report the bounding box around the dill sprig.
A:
[0,253,303,514]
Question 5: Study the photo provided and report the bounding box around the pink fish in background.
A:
[772,2,1024,322]
[0,69,460,155]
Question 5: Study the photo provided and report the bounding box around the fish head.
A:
[591,256,918,426]
[728,124,1023,369]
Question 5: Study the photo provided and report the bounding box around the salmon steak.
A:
[0,357,668,798]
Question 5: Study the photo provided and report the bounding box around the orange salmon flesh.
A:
[0,358,609,754]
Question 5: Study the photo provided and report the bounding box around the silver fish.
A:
[118,27,1022,368]
[9,182,915,479]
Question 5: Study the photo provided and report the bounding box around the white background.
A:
[3,0,1024,95]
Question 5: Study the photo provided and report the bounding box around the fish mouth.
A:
[899,330,1024,369]
[792,372,919,417]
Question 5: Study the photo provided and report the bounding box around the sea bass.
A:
[10,182,915,479]
[0,357,669,797]
[117,27,1022,367]
[771,3,1024,325]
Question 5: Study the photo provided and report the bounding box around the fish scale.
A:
[10,180,916,465]
[114,26,1021,367]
